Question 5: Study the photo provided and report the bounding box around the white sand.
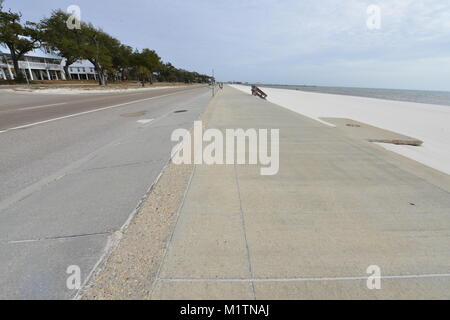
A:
[231,84,450,176]
[8,86,180,95]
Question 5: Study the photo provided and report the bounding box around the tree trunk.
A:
[89,60,105,86]
[63,64,72,81]
[9,49,24,82]
[96,67,105,86]
[12,59,20,80]
[99,71,106,86]
[63,58,78,81]
[98,72,104,86]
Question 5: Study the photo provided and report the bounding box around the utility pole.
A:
[211,69,215,97]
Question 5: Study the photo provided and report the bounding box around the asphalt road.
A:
[0,85,205,131]
[0,85,211,299]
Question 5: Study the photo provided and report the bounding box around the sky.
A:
[3,0,450,91]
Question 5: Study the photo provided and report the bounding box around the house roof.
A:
[0,45,62,59]
[68,60,95,68]
[0,45,95,68]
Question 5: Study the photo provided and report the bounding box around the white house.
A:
[0,45,98,81]
[67,60,98,80]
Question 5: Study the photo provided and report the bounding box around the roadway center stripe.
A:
[16,102,68,111]
[0,90,194,134]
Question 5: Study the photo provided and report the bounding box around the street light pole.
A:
[211,68,215,97]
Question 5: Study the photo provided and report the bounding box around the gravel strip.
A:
[82,162,194,300]
[81,88,219,300]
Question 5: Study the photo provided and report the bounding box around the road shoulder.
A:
[80,89,219,300]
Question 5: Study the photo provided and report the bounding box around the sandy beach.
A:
[232,84,450,176]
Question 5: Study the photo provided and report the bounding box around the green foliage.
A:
[136,65,151,83]
[78,25,119,85]
[1,2,212,85]
[130,49,162,83]
[136,49,161,72]
[0,4,41,81]
[112,44,133,80]
[38,10,85,79]
[157,63,211,83]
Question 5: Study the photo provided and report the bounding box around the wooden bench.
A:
[251,85,267,99]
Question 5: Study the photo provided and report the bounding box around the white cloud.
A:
[217,0,450,89]
[7,0,450,89]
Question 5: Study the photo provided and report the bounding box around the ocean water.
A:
[263,85,450,107]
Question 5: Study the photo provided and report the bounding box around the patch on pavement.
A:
[121,111,147,117]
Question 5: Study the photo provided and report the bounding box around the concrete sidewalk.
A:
[151,86,450,299]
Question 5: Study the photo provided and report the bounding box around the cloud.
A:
[216,0,450,89]
[5,0,450,89]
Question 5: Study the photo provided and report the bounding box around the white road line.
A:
[137,119,154,125]
[159,273,450,283]
[0,91,188,134]
[0,109,176,214]
[16,102,68,111]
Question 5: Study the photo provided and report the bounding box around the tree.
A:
[0,0,210,85]
[136,66,151,86]
[80,25,117,85]
[156,62,210,83]
[111,44,133,81]
[0,2,41,81]
[38,10,84,80]
[132,49,161,84]
[158,62,178,82]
